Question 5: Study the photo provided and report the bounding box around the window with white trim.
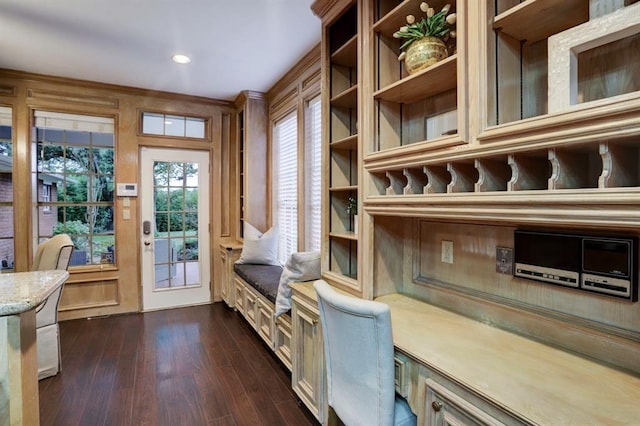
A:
[42,184,51,213]
[304,96,322,252]
[273,112,298,264]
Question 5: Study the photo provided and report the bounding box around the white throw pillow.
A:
[235,222,281,266]
[275,251,321,317]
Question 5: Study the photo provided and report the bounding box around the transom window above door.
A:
[141,112,207,139]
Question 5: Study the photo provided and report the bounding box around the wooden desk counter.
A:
[0,270,69,425]
[376,293,640,425]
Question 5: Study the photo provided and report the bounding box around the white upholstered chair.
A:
[314,280,417,426]
[32,234,74,380]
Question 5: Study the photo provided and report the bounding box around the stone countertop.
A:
[0,270,69,316]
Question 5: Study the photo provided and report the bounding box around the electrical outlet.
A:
[441,240,453,264]
[496,246,513,274]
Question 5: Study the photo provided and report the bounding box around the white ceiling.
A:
[0,0,321,101]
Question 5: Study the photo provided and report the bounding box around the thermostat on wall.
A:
[116,183,138,196]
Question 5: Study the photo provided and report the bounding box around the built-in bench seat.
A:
[232,263,292,371]
[233,264,282,305]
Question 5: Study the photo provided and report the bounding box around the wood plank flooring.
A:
[39,303,317,426]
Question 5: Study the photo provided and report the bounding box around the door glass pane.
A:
[185,261,199,285]
[182,238,198,261]
[185,213,198,232]
[185,188,197,211]
[171,263,186,286]
[169,162,184,187]
[153,160,200,290]
[170,188,184,211]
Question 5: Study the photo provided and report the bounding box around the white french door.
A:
[140,148,210,311]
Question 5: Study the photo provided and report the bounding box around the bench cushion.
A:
[275,251,321,317]
[234,263,283,304]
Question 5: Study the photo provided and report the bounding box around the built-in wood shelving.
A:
[374,55,457,103]
[373,0,431,34]
[330,84,358,108]
[330,134,358,150]
[493,0,589,44]
[331,35,357,67]
[329,231,358,241]
[325,1,360,287]
[365,140,640,211]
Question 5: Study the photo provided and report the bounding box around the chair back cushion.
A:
[33,234,74,271]
[314,280,396,426]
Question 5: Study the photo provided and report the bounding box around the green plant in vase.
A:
[346,196,358,235]
[393,2,457,75]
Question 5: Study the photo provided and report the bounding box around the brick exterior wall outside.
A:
[0,173,14,268]
[0,176,59,269]
[38,181,59,237]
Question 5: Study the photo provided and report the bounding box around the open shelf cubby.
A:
[490,0,640,126]
[330,188,357,233]
[367,139,640,197]
[385,169,407,195]
[330,148,357,188]
[600,139,640,188]
[372,0,460,154]
[424,164,450,194]
[376,88,458,152]
[447,161,477,193]
[329,237,358,279]
[475,156,512,192]
[507,150,550,191]
[326,1,360,288]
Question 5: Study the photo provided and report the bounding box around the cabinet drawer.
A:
[394,353,409,398]
[425,379,505,426]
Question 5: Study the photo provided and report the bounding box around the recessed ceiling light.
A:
[172,54,191,64]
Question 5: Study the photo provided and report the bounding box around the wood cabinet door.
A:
[291,297,326,423]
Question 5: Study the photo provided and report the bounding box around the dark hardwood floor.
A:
[39,303,317,426]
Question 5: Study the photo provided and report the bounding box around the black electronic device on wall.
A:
[514,230,638,301]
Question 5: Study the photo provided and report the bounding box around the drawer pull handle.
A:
[431,401,443,412]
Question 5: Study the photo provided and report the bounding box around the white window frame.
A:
[304,95,322,253]
[273,111,299,264]
[42,183,51,212]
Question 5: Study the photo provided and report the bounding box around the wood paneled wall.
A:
[373,216,640,374]
[0,69,233,320]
